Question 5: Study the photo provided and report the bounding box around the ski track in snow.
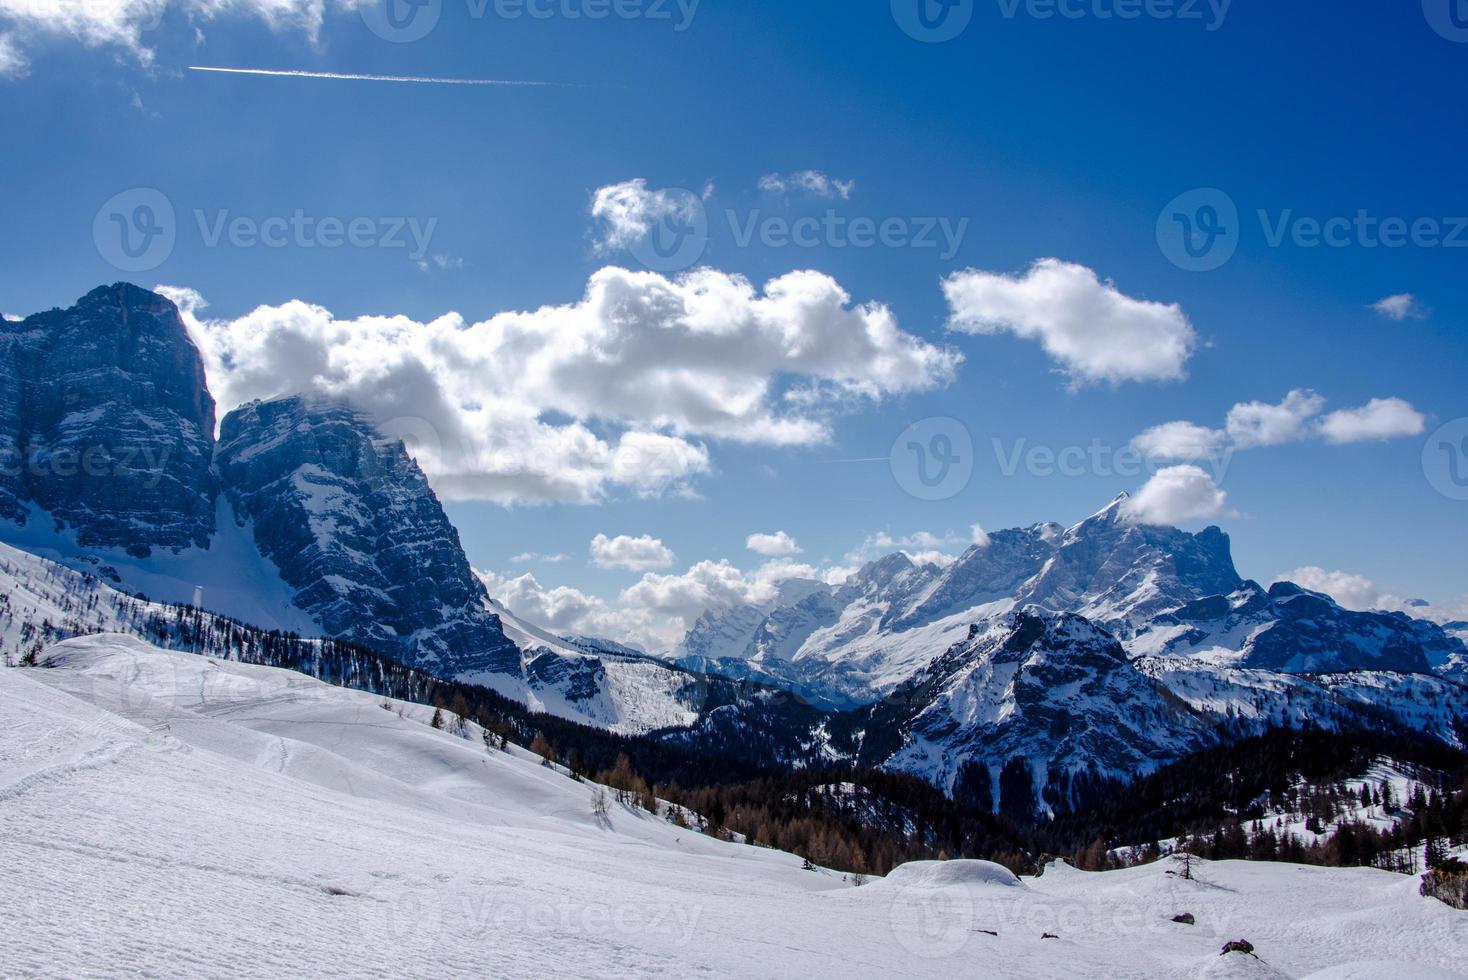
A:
[2,633,1465,979]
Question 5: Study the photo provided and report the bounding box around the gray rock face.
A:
[0,284,217,555]
[863,611,1212,814]
[1016,493,1243,635]
[216,395,520,676]
[1150,580,1465,674]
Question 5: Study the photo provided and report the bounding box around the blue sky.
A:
[2,0,1465,647]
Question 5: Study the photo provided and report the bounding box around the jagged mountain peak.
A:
[0,282,216,554]
[1067,490,1131,532]
[217,392,518,676]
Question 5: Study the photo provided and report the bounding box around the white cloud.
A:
[0,30,29,77]
[1121,465,1227,526]
[590,178,708,251]
[1274,567,1383,611]
[415,254,465,273]
[0,0,361,66]
[1134,389,1427,465]
[1370,293,1427,321]
[1225,389,1326,449]
[1131,420,1229,462]
[758,170,855,200]
[970,523,991,548]
[746,531,801,557]
[590,533,675,572]
[846,529,968,566]
[510,552,569,564]
[172,265,957,505]
[618,557,819,647]
[477,569,659,649]
[943,258,1197,386]
[1319,397,1426,444]
[1272,567,1468,625]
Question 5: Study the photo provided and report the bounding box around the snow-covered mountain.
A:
[676,494,1467,703]
[0,283,216,552]
[0,285,733,732]
[3,284,1466,816]
[217,394,519,677]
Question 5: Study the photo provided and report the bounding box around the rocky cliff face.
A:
[0,284,216,555]
[216,395,520,676]
[1144,580,1464,674]
[860,611,1213,816]
[1014,493,1243,635]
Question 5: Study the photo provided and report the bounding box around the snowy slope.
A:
[0,497,320,635]
[3,637,1465,979]
[0,535,706,736]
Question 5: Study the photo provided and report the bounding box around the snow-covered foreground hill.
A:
[3,635,1464,979]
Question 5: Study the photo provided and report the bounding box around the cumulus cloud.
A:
[477,569,658,649]
[171,266,958,505]
[746,531,801,557]
[1370,293,1428,321]
[758,170,855,200]
[1274,567,1384,611]
[970,523,991,548]
[1225,389,1327,449]
[590,178,709,251]
[617,557,820,647]
[1273,567,1468,625]
[0,0,360,66]
[943,258,1197,386]
[590,533,675,572]
[1132,390,1426,464]
[1319,397,1426,444]
[1131,420,1230,462]
[1121,465,1227,526]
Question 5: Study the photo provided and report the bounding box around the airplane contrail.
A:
[188,66,577,87]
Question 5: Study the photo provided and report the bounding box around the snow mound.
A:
[882,859,1024,890]
[1198,953,1290,979]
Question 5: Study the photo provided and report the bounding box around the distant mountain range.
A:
[3,284,1466,817]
